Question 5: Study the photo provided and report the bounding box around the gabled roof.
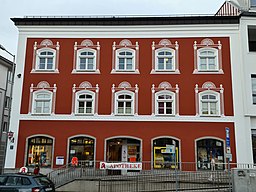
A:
[215,1,241,16]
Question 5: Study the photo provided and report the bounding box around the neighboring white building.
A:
[217,0,256,164]
[0,55,15,173]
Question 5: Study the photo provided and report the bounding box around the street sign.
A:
[226,127,230,148]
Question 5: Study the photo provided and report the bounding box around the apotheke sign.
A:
[100,162,142,170]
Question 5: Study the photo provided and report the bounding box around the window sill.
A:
[154,114,176,117]
[72,69,100,74]
[31,69,59,74]
[150,69,180,74]
[199,114,221,117]
[111,69,140,74]
[30,113,52,116]
[193,69,224,74]
[114,114,135,116]
[74,113,95,116]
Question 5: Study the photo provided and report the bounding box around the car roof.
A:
[0,173,45,178]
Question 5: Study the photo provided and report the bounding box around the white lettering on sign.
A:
[100,162,142,170]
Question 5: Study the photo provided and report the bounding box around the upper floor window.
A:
[37,49,55,70]
[251,0,256,7]
[29,81,57,115]
[151,82,179,116]
[72,40,100,74]
[251,75,256,104]
[76,91,95,114]
[151,40,179,74]
[33,91,52,114]
[31,39,60,73]
[200,92,219,116]
[116,49,135,71]
[111,82,139,115]
[193,39,223,74]
[156,91,175,115]
[111,39,139,74]
[248,26,256,52]
[72,81,99,115]
[195,82,224,117]
[198,48,218,71]
[116,92,134,115]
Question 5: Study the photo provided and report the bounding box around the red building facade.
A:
[6,16,238,172]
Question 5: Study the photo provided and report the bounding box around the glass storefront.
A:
[27,136,53,167]
[153,138,179,169]
[68,136,95,166]
[196,138,224,170]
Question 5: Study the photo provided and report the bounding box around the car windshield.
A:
[34,176,52,186]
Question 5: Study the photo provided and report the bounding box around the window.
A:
[77,49,96,71]
[69,136,95,166]
[252,130,256,164]
[115,92,134,115]
[151,40,179,74]
[155,48,175,71]
[116,49,135,71]
[31,39,59,73]
[4,96,10,108]
[155,91,175,115]
[75,91,95,114]
[193,39,223,74]
[251,75,256,104]
[32,91,52,114]
[37,50,55,70]
[196,138,224,170]
[198,48,218,71]
[251,0,256,7]
[26,136,53,167]
[112,40,139,74]
[248,26,256,52]
[199,92,220,116]
[111,82,138,115]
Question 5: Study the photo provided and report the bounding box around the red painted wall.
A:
[20,37,234,116]
[16,121,236,168]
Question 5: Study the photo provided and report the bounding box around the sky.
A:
[0,0,225,60]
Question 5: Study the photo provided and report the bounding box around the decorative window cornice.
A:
[31,39,60,73]
[111,39,139,74]
[71,81,99,115]
[193,38,223,74]
[72,40,100,74]
[151,40,180,74]
[151,82,179,116]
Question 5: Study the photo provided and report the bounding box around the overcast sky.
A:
[0,0,225,60]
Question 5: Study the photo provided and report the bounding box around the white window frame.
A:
[155,90,175,116]
[115,48,136,72]
[115,90,135,115]
[155,48,175,71]
[35,48,56,71]
[197,48,219,72]
[76,48,97,71]
[32,90,53,115]
[199,91,220,116]
[75,90,95,115]
[251,75,256,105]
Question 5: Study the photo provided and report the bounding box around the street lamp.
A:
[0,44,15,174]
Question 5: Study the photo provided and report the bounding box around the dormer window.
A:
[31,39,60,73]
[193,39,223,74]
[72,40,100,74]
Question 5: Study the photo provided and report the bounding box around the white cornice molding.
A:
[19,114,235,122]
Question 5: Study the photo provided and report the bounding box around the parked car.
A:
[0,173,55,192]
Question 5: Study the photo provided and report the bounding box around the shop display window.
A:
[27,136,53,167]
[153,138,179,169]
[196,138,224,170]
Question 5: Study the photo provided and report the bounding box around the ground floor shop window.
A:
[69,136,95,167]
[196,138,224,170]
[153,138,179,169]
[27,136,53,167]
[251,130,256,164]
